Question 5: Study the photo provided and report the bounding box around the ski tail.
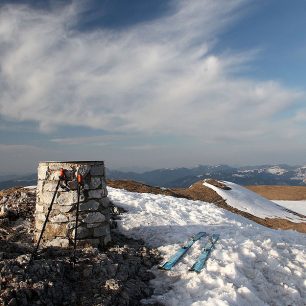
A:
[189,233,219,273]
[159,232,208,270]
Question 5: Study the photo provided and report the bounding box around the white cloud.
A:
[0,0,304,145]
[51,135,117,145]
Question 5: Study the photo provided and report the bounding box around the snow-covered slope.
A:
[273,200,306,216]
[203,181,306,222]
[108,187,306,306]
[265,166,288,175]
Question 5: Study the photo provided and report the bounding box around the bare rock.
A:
[45,238,69,248]
[50,214,68,223]
[90,165,104,176]
[90,177,102,189]
[79,200,100,212]
[93,225,110,237]
[83,212,105,223]
[105,279,121,291]
[72,226,90,239]
[88,189,107,199]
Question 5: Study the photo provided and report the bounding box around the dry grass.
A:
[247,185,306,200]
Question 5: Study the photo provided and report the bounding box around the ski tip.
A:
[159,260,178,270]
[189,267,201,273]
[159,266,169,271]
[197,231,208,236]
[192,231,208,240]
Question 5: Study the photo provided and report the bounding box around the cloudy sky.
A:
[0,0,306,174]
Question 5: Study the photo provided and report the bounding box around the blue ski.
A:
[189,233,219,273]
[160,232,208,270]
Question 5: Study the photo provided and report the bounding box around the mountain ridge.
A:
[107,164,306,188]
[1,164,306,190]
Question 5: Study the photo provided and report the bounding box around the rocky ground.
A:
[0,187,162,306]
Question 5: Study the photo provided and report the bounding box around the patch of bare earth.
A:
[107,179,306,233]
[204,179,231,190]
[247,185,306,200]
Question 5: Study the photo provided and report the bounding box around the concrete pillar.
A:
[35,161,111,248]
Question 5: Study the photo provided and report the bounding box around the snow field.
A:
[203,181,306,223]
[273,200,306,216]
[108,187,306,306]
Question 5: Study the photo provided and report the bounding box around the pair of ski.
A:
[160,232,219,273]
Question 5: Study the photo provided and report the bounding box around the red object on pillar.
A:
[77,174,83,185]
[59,168,65,179]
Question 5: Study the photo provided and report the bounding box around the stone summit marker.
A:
[35,161,111,248]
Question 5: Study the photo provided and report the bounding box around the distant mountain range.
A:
[1,164,305,190]
[107,164,306,188]
[0,173,37,190]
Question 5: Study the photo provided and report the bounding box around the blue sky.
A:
[0,0,306,174]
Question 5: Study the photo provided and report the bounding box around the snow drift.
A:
[204,180,306,222]
[108,186,306,306]
[273,200,306,216]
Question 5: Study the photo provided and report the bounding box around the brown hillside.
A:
[247,185,306,200]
